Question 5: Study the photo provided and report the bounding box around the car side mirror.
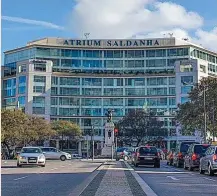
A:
[43,152,46,154]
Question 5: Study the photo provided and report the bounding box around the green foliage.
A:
[51,120,81,138]
[117,109,164,146]
[177,77,217,138]
[1,109,55,149]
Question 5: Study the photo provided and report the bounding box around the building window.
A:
[147,88,167,96]
[33,96,45,105]
[169,87,176,95]
[181,76,193,84]
[34,63,46,72]
[18,86,26,94]
[169,98,176,105]
[181,86,193,94]
[59,108,79,116]
[34,75,46,83]
[18,96,25,107]
[61,49,81,57]
[60,77,80,85]
[33,86,45,93]
[83,50,102,58]
[52,77,58,85]
[82,98,101,106]
[181,97,190,104]
[51,87,58,95]
[200,65,206,73]
[19,76,26,84]
[59,97,79,105]
[147,77,167,85]
[18,65,26,73]
[82,78,102,86]
[51,97,58,105]
[104,50,123,58]
[51,107,58,115]
[169,77,175,85]
[180,64,193,72]
[59,87,80,95]
[32,107,45,114]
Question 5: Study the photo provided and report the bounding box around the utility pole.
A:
[203,85,207,143]
[91,125,94,161]
[86,135,89,160]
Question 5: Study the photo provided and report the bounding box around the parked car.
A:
[166,148,175,165]
[17,147,46,167]
[183,144,211,171]
[133,146,160,168]
[40,147,71,161]
[200,145,217,176]
[173,141,199,167]
[116,147,133,161]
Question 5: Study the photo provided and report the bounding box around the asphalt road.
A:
[133,160,217,196]
[1,159,103,196]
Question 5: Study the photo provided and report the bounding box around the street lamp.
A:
[91,125,94,161]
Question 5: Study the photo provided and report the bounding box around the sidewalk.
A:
[79,161,147,196]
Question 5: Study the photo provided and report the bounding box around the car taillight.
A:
[121,152,124,156]
[137,152,140,157]
[192,153,197,161]
[213,154,217,162]
[157,152,160,157]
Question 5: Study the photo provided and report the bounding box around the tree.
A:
[1,109,29,151]
[24,116,56,145]
[117,109,164,147]
[177,77,217,140]
[51,120,81,149]
[1,109,56,152]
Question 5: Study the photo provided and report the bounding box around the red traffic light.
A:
[114,128,118,133]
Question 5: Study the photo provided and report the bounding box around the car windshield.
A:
[180,143,194,153]
[194,145,210,154]
[117,147,128,152]
[21,148,42,154]
[139,147,157,155]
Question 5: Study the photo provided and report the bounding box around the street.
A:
[2,159,217,196]
[134,160,217,196]
[1,159,103,196]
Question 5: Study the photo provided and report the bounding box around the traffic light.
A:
[114,128,118,137]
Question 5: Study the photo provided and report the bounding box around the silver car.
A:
[200,145,217,176]
[40,147,71,161]
[17,147,46,167]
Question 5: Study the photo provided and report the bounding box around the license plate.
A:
[145,157,153,160]
[28,160,36,163]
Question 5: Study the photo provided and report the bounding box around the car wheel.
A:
[208,164,214,176]
[41,164,46,167]
[199,165,205,174]
[155,162,160,168]
[176,161,181,168]
[135,163,139,167]
[183,161,188,170]
[60,155,66,161]
[166,161,169,165]
[189,165,194,171]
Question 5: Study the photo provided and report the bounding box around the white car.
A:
[17,147,46,167]
[40,147,71,161]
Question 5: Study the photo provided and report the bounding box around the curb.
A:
[68,161,106,196]
[125,162,158,196]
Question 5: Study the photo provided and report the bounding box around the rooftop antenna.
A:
[168,33,173,38]
[84,33,90,40]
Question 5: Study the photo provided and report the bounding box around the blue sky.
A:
[2,0,217,62]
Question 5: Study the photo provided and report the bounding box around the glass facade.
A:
[3,38,217,139]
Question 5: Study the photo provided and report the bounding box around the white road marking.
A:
[136,171,187,174]
[203,177,216,182]
[14,176,28,181]
[61,166,65,167]
[167,176,180,181]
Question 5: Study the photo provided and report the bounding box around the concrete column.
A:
[56,139,60,149]
[167,140,170,151]
[78,141,82,156]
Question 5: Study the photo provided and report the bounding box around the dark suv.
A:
[133,146,160,168]
[173,141,199,167]
[184,144,211,171]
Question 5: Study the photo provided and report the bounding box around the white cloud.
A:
[70,0,203,38]
[195,27,217,52]
[2,16,64,30]
[69,0,217,52]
